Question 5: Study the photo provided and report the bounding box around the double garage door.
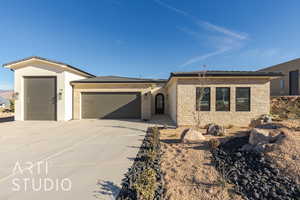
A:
[81,92,141,119]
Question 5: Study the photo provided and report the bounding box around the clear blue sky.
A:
[1,0,300,90]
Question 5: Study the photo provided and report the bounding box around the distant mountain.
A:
[0,90,13,100]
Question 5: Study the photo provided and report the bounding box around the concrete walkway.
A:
[0,119,154,200]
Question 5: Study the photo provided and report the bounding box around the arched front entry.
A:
[155,93,164,114]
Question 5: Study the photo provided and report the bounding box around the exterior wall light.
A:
[58,89,63,100]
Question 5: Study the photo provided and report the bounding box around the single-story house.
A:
[3,56,282,126]
[259,58,300,96]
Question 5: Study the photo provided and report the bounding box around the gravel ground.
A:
[160,128,243,200]
[212,135,300,200]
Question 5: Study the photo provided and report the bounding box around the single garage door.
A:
[24,77,57,120]
[81,92,141,119]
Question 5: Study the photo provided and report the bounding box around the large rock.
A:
[260,114,272,123]
[206,124,225,136]
[249,128,270,145]
[181,128,205,143]
[241,128,286,152]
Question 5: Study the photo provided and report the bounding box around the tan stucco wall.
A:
[260,59,300,96]
[72,83,164,120]
[150,83,168,115]
[13,63,86,121]
[166,79,177,123]
[175,77,271,127]
[64,71,86,120]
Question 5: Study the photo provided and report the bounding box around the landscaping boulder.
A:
[261,114,272,123]
[206,124,225,136]
[181,128,205,143]
[241,128,286,152]
[249,128,270,146]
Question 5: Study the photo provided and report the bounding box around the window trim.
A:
[196,87,211,111]
[280,79,285,89]
[216,87,231,112]
[236,87,251,112]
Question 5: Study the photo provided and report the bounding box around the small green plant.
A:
[151,127,160,150]
[147,149,157,161]
[9,99,15,112]
[133,168,157,200]
[209,138,220,150]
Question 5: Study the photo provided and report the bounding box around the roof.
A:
[3,56,95,77]
[170,70,283,78]
[258,58,300,71]
[71,76,167,83]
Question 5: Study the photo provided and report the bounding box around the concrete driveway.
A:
[0,119,150,200]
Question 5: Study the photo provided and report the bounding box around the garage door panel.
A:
[81,92,141,119]
[24,77,57,120]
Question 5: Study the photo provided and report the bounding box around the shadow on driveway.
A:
[0,116,14,123]
[94,180,121,199]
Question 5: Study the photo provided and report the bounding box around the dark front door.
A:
[289,70,299,95]
[24,77,57,120]
[81,92,141,119]
[155,94,164,114]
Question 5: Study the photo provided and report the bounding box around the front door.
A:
[289,70,299,95]
[155,94,164,114]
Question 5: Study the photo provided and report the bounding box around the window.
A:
[196,87,210,111]
[216,87,230,111]
[280,79,285,89]
[236,87,251,111]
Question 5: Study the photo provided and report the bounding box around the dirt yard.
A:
[160,127,246,200]
[160,121,300,200]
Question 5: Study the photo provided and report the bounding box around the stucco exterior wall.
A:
[63,72,86,120]
[72,83,162,120]
[14,64,64,120]
[259,59,300,96]
[150,83,168,115]
[13,63,86,121]
[166,80,177,123]
[176,78,271,127]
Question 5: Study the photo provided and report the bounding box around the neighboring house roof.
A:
[258,58,300,71]
[170,70,283,78]
[2,56,95,78]
[71,76,167,83]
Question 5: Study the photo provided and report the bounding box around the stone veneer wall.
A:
[176,78,271,127]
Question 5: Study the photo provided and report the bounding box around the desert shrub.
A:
[117,127,163,200]
[133,168,157,200]
[9,99,15,112]
[209,138,220,150]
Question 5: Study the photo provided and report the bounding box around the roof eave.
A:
[3,56,95,78]
[71,80,167,84]
[166,73,283,84]
[170,73,284,77]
